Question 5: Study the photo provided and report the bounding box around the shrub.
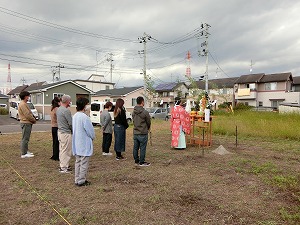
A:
[0,108,8,115]
[234,103,253,111]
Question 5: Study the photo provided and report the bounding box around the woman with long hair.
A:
[50,97,61,160]
[113,98,129,160]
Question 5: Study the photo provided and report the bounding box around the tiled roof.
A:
[193,77,239,89]
[24,81,47,92]
[94,86,143,96]
[7,85,28,95]
[293,76,300,85]
[26,80,94,93]
[234,73,265,84]
[260,72,292,83]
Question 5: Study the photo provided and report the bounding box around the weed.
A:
[272,175,298,189]
[59,207,69,216]
[250,162,278,175]
[279,207,300,222]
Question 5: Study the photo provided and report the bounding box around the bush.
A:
[218,102,231,109]
[234,103,254,111]
[0,108,8,115]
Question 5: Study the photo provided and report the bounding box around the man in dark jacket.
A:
[132,96,151,166]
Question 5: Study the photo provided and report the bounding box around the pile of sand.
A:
[212,145,233,155]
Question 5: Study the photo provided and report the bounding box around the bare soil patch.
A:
[0,120,299,224]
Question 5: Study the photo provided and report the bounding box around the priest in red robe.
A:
[170,97,191,149]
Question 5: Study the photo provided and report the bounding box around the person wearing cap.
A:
[170,97,191,149]
[18,91,36,158]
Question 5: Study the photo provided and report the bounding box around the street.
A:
[0,115,51,134]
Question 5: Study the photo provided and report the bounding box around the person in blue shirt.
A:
[72,97,95,186]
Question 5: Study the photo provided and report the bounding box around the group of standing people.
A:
[100,97,151,166]
[18,89,190,187]
[19,91,152,187]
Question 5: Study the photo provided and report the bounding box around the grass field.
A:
[0,117,300,224]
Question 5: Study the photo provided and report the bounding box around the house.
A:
[74,74,115,92]
[154,82,188,108]
[235,72,299,109]
[191,77,238,108]
[92,86,144,112]
[7,84,29,100]
[234,73,265,107]
[0,93,9,109]
[26,80,94,119]
[292,76,300,92]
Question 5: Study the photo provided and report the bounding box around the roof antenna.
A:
[250,60,255,73]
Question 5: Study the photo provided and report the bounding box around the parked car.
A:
[146,107,169,120]
[9,101,39,121]
[90,101,132,126]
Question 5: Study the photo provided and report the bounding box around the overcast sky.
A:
[0,0,299,92]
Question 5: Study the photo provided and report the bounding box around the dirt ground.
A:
[0,120,299,225]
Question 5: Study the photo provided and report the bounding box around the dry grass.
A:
[0,120,299,225]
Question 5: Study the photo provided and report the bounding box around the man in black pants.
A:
[132,96,151,166]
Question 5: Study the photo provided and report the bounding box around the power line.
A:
[0,6,138,43]
[209,52,230,78]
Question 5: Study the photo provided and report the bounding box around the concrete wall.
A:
[279,104,300,114]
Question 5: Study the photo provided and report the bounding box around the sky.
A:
[0,0,300,93]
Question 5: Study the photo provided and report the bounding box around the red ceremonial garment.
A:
[170,105,191,147]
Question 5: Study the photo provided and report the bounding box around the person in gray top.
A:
[132,96,151,166]
[100,102,113,156]
[56,95,73,173]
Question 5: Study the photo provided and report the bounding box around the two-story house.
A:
[92,86,144,112]
[235,72,299,109]
[74,74,114,92]
[153,82,188,108]
[234,73,264,107]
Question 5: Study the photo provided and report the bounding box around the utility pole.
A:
[107,53,114,82]
[54,64,64,81]
[198,23,211,94]
[21,77,26,85]
[138,32,151,104]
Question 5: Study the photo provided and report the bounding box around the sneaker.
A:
[139,162,151,167]
[116,156,126,160]
[59,168,71,173]
[21,153,34,158]
[76,180,91,187]
[102,152,113,156]
[27,151,34,155]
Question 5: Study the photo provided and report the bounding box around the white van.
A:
[9,101,39,121]
[90,101,132,126]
